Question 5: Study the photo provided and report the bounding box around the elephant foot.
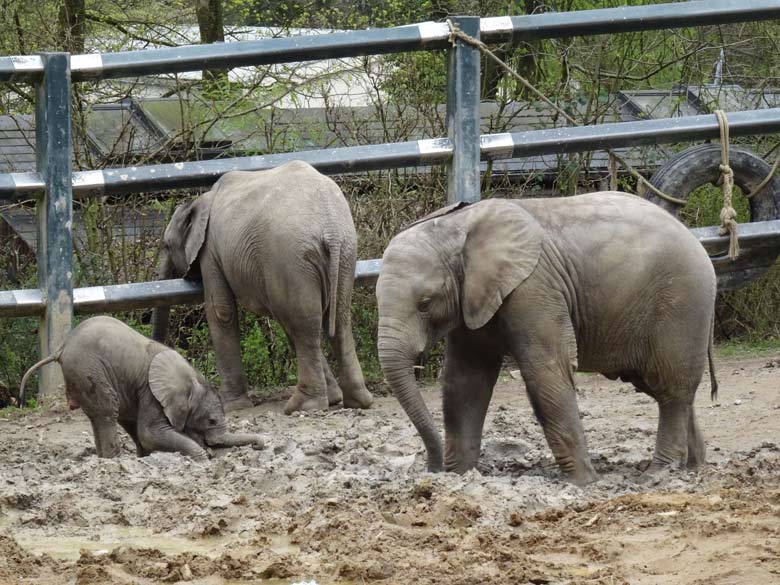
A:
[567,468,598,487]
[342,388,374,410]
[222,394,254,413]
[327,384,343,407]
[636,459,680,484]
[284,390,328,415]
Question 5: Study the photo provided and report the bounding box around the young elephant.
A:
[20,316,264,459]
[376,193,717,485]
[152,160,373,414]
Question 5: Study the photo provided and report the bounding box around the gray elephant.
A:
[20,316,264,459]
[376,192,717,485]
[152,160,373,414]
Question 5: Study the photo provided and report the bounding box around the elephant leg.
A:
[89,416,121,458]
[521,369,597,485]
[284,321,329,414]
[202,264,252,412]
[442,329,501,473]
[138,421,208,460]
[71,375,122,458]
[119,419,149,457]
[686,406,706,469]
[645,398,691,474]
[323,358,343,406]
[331,309,373,410]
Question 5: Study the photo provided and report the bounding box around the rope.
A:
[745,145,780,199]
[715,110,739,259]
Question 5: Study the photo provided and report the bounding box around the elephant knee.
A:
[137,426,160,452]
[211,300,236,325]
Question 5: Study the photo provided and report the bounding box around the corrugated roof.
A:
[4,84,776,177]
[0,205,167,253]
[0,115,36,172]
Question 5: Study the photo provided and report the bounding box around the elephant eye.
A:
[417,297,433,312]
[208,418,218,426]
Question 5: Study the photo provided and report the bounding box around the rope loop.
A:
[714,109,739,260]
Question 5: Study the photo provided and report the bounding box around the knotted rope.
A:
[715,110,739,259]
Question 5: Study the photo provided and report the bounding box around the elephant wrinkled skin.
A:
[153,161,373,414]
[20,316,264,459]
[376,192,717,485]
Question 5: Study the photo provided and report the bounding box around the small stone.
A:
[180,563,193,580]
[734,400,743,406]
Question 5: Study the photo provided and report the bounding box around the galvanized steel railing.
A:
[2,0,780,397]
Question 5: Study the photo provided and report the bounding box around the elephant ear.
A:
[461,199,543,330]
[148,350,199,432]
[167,191,214,276]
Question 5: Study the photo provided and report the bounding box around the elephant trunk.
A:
[379,334,443,472]
[151,253,174,344]
[205,428,264,449]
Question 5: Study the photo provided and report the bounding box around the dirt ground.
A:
[0,353,778,585]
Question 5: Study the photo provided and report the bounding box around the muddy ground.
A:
[0,354,778,585]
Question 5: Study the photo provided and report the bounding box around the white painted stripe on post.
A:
[13,289,42,307]
[417,22,450,41]
[480,133,515,159]
[70,54,104,73]
[74,286,107,304]
[72,170,106,192]
[480,17,513,35]
[11,55,43,72]
[11,172,44,191]
[417,138,453,161]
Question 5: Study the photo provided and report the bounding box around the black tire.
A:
[646,143,780,291]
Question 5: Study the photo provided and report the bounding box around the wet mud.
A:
[1,355,778,584]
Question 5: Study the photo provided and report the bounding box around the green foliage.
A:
[716,336,780,358]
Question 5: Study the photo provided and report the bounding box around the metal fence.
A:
[2,0,780,398]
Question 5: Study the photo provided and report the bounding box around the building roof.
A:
[4,84,777,176]
[0,204,167,253]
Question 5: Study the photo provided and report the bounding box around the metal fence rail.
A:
[4,108,780,199]
[3,0,780,399]
[3,0,780,83]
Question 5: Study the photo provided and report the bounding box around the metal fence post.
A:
[446,15,481,204]
[34,52,73,404]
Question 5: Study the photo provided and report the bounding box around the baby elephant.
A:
[20,316,264,459]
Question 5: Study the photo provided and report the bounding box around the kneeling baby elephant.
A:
[377,192,717,485]
[20,316,264,459]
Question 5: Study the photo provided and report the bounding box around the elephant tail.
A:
[708,318,718,402]
[327,239,341,338]
[19,349,62,407]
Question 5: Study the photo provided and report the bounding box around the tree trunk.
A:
[481,0,544,101]
[58,0,86,53]
[195,0,228,96]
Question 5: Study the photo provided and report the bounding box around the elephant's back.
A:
[210,164,354,252]
[59,316,154,414]
[516,191,713,280]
